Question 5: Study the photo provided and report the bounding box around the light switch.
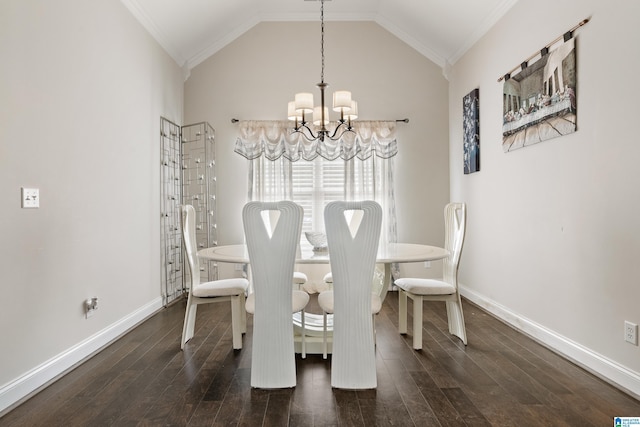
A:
[21,187,39,208]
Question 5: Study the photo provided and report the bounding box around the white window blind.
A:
[292,158,345,234]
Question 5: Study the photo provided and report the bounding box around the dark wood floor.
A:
[3,292,639,426]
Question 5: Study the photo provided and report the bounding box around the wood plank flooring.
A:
[2,292,639,426]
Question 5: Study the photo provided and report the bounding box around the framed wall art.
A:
[502,35,577,152]
[463,88,480,174]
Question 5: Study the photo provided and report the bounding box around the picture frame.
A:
[463,88,480,174]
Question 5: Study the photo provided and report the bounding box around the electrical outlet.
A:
[423,261,431,268]
[21,187,40,208]
[624,321,638,345]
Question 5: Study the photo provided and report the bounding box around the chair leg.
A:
[181,298,197,350]
[322,312,328,359]
[240,293,247,334]
[301,309,306,359]
[446,294,467,345]
[231,295,243,350]
[372,314,377,347]
[412,294,423,350]
[398,289,408,334]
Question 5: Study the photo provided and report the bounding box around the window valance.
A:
[234,120,398,162]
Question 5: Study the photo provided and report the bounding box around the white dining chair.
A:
[317,200,382,389]
[395,202,467,349]
[320,209,362,290]
[180,205,249,350]
[263,208,308,290]
[292,271,308,289]
[243,201,310,388]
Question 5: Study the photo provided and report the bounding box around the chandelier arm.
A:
[292,124,322,142]
[326,124,355,141]
[292,120,356,142]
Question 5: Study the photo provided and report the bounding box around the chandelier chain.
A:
[289,0,356,142]
[320,0,324,84]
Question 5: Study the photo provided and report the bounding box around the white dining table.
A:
[199,242,449,300]
[198,242,449,354]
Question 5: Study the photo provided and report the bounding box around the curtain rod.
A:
[497,17,590,83]
[231,118,409,124]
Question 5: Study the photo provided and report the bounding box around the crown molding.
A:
[120,0,186,67]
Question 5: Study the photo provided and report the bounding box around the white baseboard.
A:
[0,297,164,415]
[460,285,640,399]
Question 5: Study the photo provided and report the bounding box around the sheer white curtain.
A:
[234,120,398,161]
[235,120,399,278]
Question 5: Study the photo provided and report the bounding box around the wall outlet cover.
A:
[21,187,39,208]
[624,321,638,345]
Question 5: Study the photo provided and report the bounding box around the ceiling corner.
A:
[374,15,446,69]
[447,0,519,65]
[120,0,186,67]
[186,16,262,71]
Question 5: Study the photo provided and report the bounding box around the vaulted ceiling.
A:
[121,0,519,73]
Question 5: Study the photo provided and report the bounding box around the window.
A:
[250,154,396,254]
[292,157,344,233]
[236,120,399,257]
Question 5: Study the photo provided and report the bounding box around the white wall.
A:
[0,0,183,412]
[449,0,640,396]
[184,21,451,281]
[5,0,637,414]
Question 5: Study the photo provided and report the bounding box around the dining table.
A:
[198,242,449,354]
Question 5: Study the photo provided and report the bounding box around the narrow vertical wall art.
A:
[463,88,480,174]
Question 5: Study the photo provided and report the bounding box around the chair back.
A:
[442,202,467,287]
[242,200,303,388]
[324,200,382,389]
[181,204,201,288]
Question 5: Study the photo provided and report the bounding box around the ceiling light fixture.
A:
[288,0,356,142]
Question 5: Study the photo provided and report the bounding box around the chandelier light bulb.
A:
[294,93,314,113]
[332,91,352,112]
[313,106,329,126]
[288,101,302,121]
[346,101,358,121]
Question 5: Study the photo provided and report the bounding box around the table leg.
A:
[379,262,392,302]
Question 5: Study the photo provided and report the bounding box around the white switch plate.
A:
[21,187,39,208]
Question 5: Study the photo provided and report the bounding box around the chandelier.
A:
[287,0,357,142]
